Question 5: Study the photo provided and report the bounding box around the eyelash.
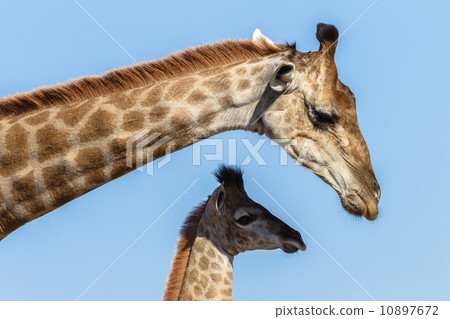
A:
[314,110,336,124]
[305,100,337,125]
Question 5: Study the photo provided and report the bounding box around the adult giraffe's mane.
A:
[0,39,284,118]
[163,201,207,301]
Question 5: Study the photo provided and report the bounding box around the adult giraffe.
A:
[0,23,380,240]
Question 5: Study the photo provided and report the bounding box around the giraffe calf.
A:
[163,165,306,301]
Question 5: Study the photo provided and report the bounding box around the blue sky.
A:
[0,0,449,301]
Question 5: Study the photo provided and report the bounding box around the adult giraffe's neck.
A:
[0,57,279,240]
[165,213,234,301]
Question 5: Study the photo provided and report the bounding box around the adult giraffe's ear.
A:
[269,62,296,92]
[252,28,275,47]
[316,23,339,57]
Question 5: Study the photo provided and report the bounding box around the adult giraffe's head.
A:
[251,23,380,220]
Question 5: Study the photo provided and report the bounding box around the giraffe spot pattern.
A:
[79,109,116,143]
[250,65,264,75]
[167,77,197,101]
[220,288,232,299]
[11,171,45,214]
[187,90,207,105]
[172,134,194,151]
[197,107,218,125]
[206,248,216,259]
[195,239,206,253]
[199,256,210,270]
[107,92,136,110]
[122,110,144,131]
[193,285,202,297]
[170,109,192,131]
[24,110,50,126]
[110,157,134,180]
[42,165,77,208]
[36,125,70,163]
[75,147,105,172]
[237,79,251,91]
[182,291,193,300]
[148,105,169,123]
[109,138,127,157]
[199,274,209,288]
[5,124,28,153]
[0,124,29,176]
[85,168,106,185]
[211,262,220,270]
[206,286,217,299]
[75,148,106,186]
[143,86,164,106]
[56,100,95,127]
[234,66,247,75]
[150,144,172,163]
[202,74,232,93]
[185,269,199,283]
[210,273,222,283]
[0,192,12,233]
[219,96,234,108]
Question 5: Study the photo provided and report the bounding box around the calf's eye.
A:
[236,215,254,226]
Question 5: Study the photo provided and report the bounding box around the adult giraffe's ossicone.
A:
[0,23,379,240]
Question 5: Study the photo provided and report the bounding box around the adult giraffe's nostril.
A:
[371,180,381,201]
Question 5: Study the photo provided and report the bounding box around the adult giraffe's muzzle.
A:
[290,150,381,221]
[335,168,381,221]
[340,189,380,221]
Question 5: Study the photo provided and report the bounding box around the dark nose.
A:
[290,229,301,239]
[285,228,306,249]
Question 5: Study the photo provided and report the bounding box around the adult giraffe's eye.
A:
[314,110,337,124]
[236,215,255,226]
[305,100,337,125]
